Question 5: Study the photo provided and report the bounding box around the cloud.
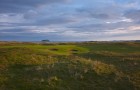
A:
[35,16,77,26]
[127,26,140,31]
[124,9,140,21]
[0,13,25,23]
[0,0,140,41]
[0,0,69,13]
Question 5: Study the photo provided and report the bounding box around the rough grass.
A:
[0,42,140,90]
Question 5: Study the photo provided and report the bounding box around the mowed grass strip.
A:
[0,44,89,55]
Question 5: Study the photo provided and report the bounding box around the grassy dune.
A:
[0,42,140,90]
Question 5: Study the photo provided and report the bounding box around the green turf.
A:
[0,42,140,90]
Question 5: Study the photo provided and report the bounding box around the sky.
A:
[0,0,140,41]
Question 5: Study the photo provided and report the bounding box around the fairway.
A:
[0,42,140,90]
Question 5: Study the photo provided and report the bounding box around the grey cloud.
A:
[0,33,43,41]
[68,21,132,33]
[0,14,76,27]
[0,30,69,41]
[0,0,140,41]
[91,13,109,19]
[0,0,68,13]
[37,17,76,25]
[22,15,77,26]
[0,28,27,33]
[76,8,110,19]
[75,3,122,20]
[124,9,140,21]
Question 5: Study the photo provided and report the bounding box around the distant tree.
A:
[41,39,50,42]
